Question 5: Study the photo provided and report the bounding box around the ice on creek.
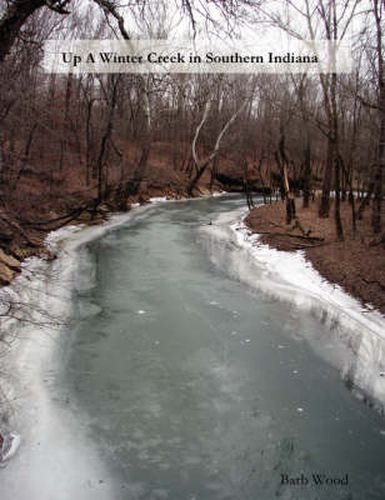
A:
[200,207,385,413]
[0,204,156,499]
[149,196,168,203]
[1,197,385,499]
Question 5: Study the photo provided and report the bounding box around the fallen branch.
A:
[20,203,90,229]
[292,218,312,237]
[0,213,40,247]
[255,230,324,242]
[369,233,385,247]
[362,277,385,292]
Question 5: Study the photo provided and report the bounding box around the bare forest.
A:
[0,0,384,307]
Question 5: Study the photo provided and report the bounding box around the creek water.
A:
[2,195,385,499]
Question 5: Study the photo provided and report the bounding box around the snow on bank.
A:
[0,200,168,499]
[2,193,384,498]
[202,208,385,411]
[232,217,385,337]
[0,194,229,499]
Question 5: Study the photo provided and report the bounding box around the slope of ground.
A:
[0,142,258,286]
[245,199,385,314]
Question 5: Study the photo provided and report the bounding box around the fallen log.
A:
[255,230,324,242]
[20,204,90,228]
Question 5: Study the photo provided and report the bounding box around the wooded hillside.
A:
[0,0,384,296]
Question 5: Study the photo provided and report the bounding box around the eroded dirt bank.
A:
[0,144,261,289]
[0,181,226,288]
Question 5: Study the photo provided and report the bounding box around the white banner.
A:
[43,39,352,74]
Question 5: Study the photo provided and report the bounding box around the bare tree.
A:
[0,0,71,61]
[188,93,247,195]
[371,0,385,234]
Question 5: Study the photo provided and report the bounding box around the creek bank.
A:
[0,183,220,289]
[245,199,385,314]
[5,193,385,499]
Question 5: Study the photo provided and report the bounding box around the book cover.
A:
[0,1,384,499]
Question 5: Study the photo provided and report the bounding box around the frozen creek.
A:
[1,195,385,499]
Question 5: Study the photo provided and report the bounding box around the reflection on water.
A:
[61,196,385,499]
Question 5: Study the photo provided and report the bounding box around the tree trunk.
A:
[334,157,344,240]
[0,0,45,62]
[348,189,357,233]
[242,159,254,210]
[358,178,374,220]
[302,137,312,208]
[277,128,296,225]
[95,76,119,205]
[187,161,210,196]
[371,0,384,234]
[319,138,333,217]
